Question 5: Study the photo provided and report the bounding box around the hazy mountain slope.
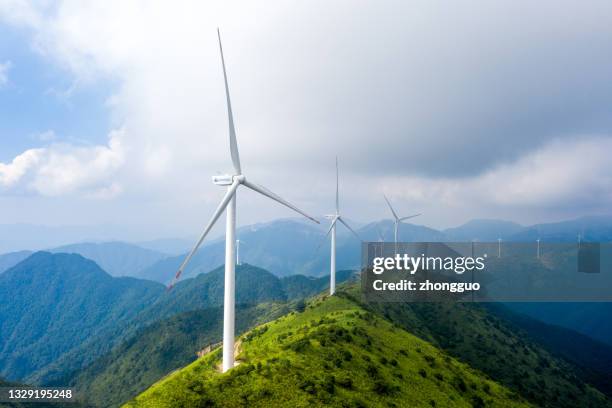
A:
[504,302,612,346]
[135,238,192,255]
[139,220,356,282]
[0,250,32,273]
[138,264,287,321]
[0,252,164,382]
[509,215,612,242]
[356,298,610,407]
[280,270,355,299]
[444,219,524,241]
[49,242,166,277]
[67,303,291,407]
[127,294,533,408]
[359,220,446,242]
[487,303,612,396]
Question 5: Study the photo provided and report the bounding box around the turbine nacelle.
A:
[212,174,245,186]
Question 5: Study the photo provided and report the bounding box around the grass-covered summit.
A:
[126,293,532,407]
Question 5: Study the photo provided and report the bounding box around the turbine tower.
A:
[383,194,420,246]
[322,157,361,295]
[169,30,319,372]
[236,239,245,265]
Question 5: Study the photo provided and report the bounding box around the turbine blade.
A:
[316,216,338,251]
[217,28,241,174]
[338,216,362,241]
[243,179,319,224]
[383,194,399,220]
[399,213,421,222]
[335,156,339,214]
[168,179,241,289]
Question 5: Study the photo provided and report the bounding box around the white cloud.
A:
[0,148,44,186]
[2,1,612,229]
[0,129,126,197]
[381,137,612,223]
[0,60,11,87]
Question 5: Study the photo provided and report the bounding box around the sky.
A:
[1,0,612,241]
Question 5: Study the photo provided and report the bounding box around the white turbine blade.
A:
[383,194,399,220]
[338,216,362,241]
[316,216,338,251]
[217,28,241,174]
[168,179,240,289]
[243,179,319,224]
[335,156,339,214]
[399,213,421,222]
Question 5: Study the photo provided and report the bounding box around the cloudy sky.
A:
[1,0,612,240]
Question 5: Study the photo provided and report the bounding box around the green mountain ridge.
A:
[66,303,292,407]
[0,252,164,382]
[126,292,533,408]
[49,242,167,277]
[58,270,356,406]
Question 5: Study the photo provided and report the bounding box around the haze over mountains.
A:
[4,214,612,280]
[1,240,612,406]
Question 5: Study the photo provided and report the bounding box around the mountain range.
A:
[0,251,355,386]
[2,249,612,406]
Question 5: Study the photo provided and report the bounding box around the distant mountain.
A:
[509,215,612,242]
[0,250,33,273]
[444,219,524,241]
[139,264,288,321]
[9,254,354,386]
[139,220,343,282]
[360,219,446,242]
[136,238,193,255]
[139,219,439,283]
[0,223,158,254]
[49,242,166,277]
[0,252,164,382]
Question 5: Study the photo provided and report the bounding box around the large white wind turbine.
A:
[169,30,319,373]
[383,194,421,245]
[322,157,361,295]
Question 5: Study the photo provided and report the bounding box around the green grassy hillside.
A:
[126,293,532,407]
[66,303,291,407]
[356,295,611,407]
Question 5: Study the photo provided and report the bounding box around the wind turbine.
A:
[322,157,361,295]
[169,29,319,373]
[236,239,245,265]
[383,194,420,247]
[536,238,540,259]
[497,238,502,258]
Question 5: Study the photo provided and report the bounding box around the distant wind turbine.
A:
[498,238,502,258]
[383,194,420,246]
[168,29,319,373]
[322,157,361,295]
[236,239,245,265]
